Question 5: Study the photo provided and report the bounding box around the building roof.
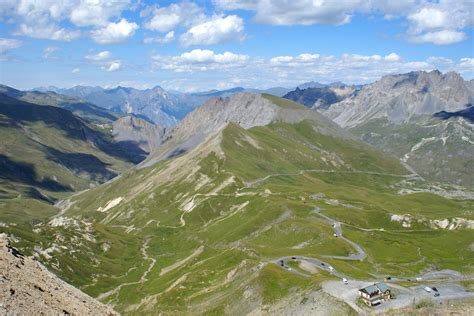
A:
[375,282,390,292]
[359,282,390,295]
[360,285,379,295]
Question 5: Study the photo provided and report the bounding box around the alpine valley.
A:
[0,71,473,315]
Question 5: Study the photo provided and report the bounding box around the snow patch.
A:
[97,197,123,213]
[390,214,413,228]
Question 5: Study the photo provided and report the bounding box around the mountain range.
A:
[0,70,473,314]
[318,70,474,186]
[34,86,293,128]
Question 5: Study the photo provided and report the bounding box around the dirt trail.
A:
[98,239,156,301]
[159,245,204,276]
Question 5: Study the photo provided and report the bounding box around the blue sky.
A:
[0,0,473,91]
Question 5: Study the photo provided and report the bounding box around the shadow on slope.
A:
[434,104,474,123]
[0,154,71,193]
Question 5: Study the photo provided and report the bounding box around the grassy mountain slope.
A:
[0,93,147,208]
[352,116,474,187]
[3,96,471,314]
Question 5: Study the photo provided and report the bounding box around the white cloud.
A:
[384,53,401,62]
[85,50,121,72]
[91,18,139,44]
[410,30,467,45]
[70,0,131,27]
[1,0,133,42]
[17,23,81,41]
[106,61,121,72]
[180,15,244,46]
[85,51,112,62]
[144,31,175,44]
[0,38,22,54]
[143,2,205,32]
[72,68,80,73]
[217,0,471,45]
[151,50,474,91]
[216,0,373,25]
[152,49,248,72]
[405,1,472,45]
[42,46,60,59]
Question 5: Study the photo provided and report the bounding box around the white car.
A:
[343,278,348,284]
[423,286,432,293]
[328,266,334,271]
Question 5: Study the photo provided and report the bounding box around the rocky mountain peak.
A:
[323,70,473,128]
[142,92,345,166]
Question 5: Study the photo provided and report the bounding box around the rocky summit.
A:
[0,234,117,315]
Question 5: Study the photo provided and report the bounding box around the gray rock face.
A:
[111,115,165,153]
[325,70,474,128]
[143,92,346,166]
[0,234,117,315]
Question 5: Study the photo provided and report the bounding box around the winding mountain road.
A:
[311,208,367,261]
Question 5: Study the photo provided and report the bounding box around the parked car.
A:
[432,287,438,292]
[343,278,348,284]
[423,286,432,293]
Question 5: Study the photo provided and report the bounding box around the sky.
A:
[0,0,473,92]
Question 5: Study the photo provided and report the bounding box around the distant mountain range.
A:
[34,86,293,127]
[0,84,122,124]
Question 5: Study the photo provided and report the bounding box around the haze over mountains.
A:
[34,85,293,127]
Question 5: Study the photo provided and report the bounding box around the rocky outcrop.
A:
[0,234,117,315]
[143,92,348,166]
[111,115,165,153]
[324,70,474,128]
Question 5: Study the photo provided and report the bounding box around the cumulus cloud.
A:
[70,0,132,27]
[85,50,121,72]
[180,15,244,46]
[142,2,206,32]
[144,31,175,44]
[151,50,474,91]
[217,0,472,45]
[384,53,401,62]
[106,61,122,72]
[410,30,467,45]
[17,23,81,41]
[405,1,472,45]
[91,18,139,44]
[152,49,248,72]
[85,51,112,61]
[216,0,375,25]
[1,0,133,42]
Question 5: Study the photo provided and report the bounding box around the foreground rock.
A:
[0,234,117,315]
